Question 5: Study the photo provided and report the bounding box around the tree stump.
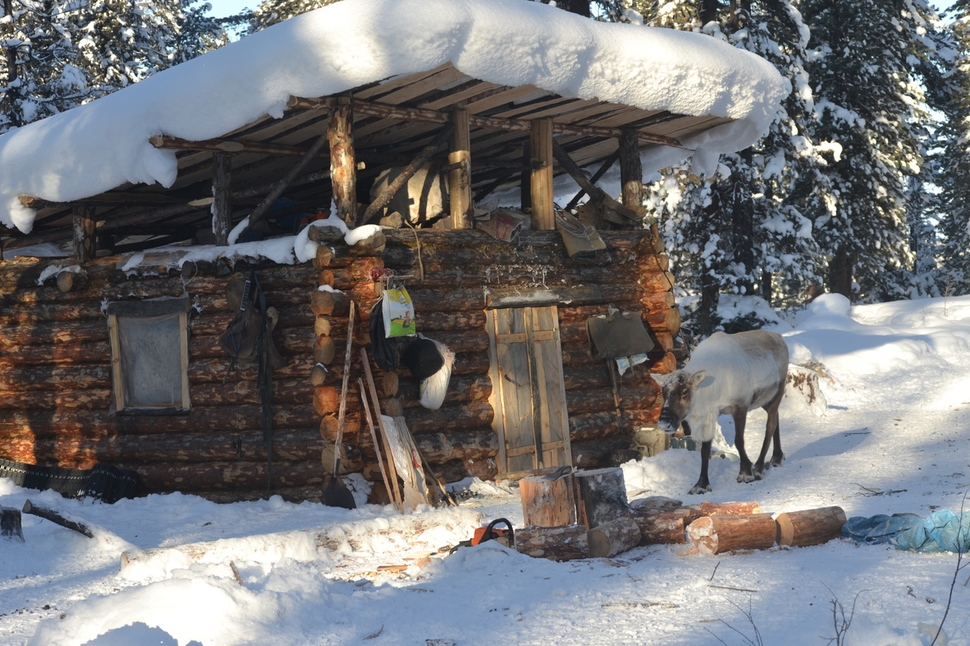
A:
[686,513,776,555]
[1,506,24,542]
[775,506,847,547]
[588,516,641,558]
[520,472,576,527]
[515,524,588,561]
[573,467,628,529]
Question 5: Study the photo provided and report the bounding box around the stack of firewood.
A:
[514,467,846,560]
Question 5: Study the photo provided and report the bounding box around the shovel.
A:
[323,301,357,509]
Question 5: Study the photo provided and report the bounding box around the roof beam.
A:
[286,96,689,150]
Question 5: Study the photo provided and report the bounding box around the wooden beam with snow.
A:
[449,109,473,229]
[287,96,689,149]
[531,119,555,230]
[149,134,309,157]
[329,99,357,227]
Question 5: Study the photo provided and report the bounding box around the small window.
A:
[106,297,191,414]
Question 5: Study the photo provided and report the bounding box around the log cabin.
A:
[0,0,788,503]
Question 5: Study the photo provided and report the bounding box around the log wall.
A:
[0,256,325,503]
[0,226,679,503]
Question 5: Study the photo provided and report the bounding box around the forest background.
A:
[3,0,968,338]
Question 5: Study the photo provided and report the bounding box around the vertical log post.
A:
[1,506,24,542]
[329,98,357,227]
[619,128,643,213]
[449,109,472,230]
[72,204,96,263]
[530,118,555,230]
[212,152,232,246]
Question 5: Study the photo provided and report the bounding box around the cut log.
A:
[1,506,24,542]
[627,508,691,545]
[686,513,776,555]
[683,500,762,525]
[515,524,588,561]
[573,467,629,529]
[22,499,94,538]
[519,471,576,528]
[775,506,847,548]
[588,516,641,558]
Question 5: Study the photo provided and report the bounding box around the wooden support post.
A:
[520,471,576,527]
[573,467,628,529]
[530,118,555,230]
[72,204,96,263]
[515,524,588,561]
[686,513,776,555]
[552,140,640,222]
[212,152,232,246]
[619,128,644,212]
[329,99,357,227]
[449,109,472,229]
[775,506,846,547]
[22,500,94,538]
[1,506,24,542]
[588,516,641,558]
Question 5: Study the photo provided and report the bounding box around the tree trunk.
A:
[573,467,629,529]
[828,247,853,299]
[520,471,577,527]
[588,516,641,558]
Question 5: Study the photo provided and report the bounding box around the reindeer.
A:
[653,330,789,494]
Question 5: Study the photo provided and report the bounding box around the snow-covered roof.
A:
[0,0,788,236]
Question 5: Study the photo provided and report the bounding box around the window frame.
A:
[106,296,191,414]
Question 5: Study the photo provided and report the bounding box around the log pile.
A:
[515,469,847,560]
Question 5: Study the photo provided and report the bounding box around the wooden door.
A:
[487,306,570,474]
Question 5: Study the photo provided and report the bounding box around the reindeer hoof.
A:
[737,471,756,484]
[770,453,785,467]
[688,483,711,495]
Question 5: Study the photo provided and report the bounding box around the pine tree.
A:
[800,0,950,301]
[0,0,223,135]
[638,0,825,333]
[249,0,340,31]
[935,0,970,294]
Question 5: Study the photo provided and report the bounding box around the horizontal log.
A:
[135,458,346,494]
[0,387,111,410]
[686,513,777,555]
[568,409,659,443]
[588,516,641,558]
[0,404,320,437]
[775,506,846,548]
[0,364,111,391]
[515,524,588,561]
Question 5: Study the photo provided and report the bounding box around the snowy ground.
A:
[2,292,970,646]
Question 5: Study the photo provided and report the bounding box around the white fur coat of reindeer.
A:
[652,330,789,494]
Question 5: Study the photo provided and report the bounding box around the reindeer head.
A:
[653,370,707,435]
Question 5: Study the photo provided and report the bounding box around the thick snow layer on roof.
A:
[0,0,788,234]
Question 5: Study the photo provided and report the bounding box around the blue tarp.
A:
[842,510,970,553]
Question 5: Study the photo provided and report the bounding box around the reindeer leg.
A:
[689,440,713,495]
[732,408,755,483]
[754,389,785,477]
